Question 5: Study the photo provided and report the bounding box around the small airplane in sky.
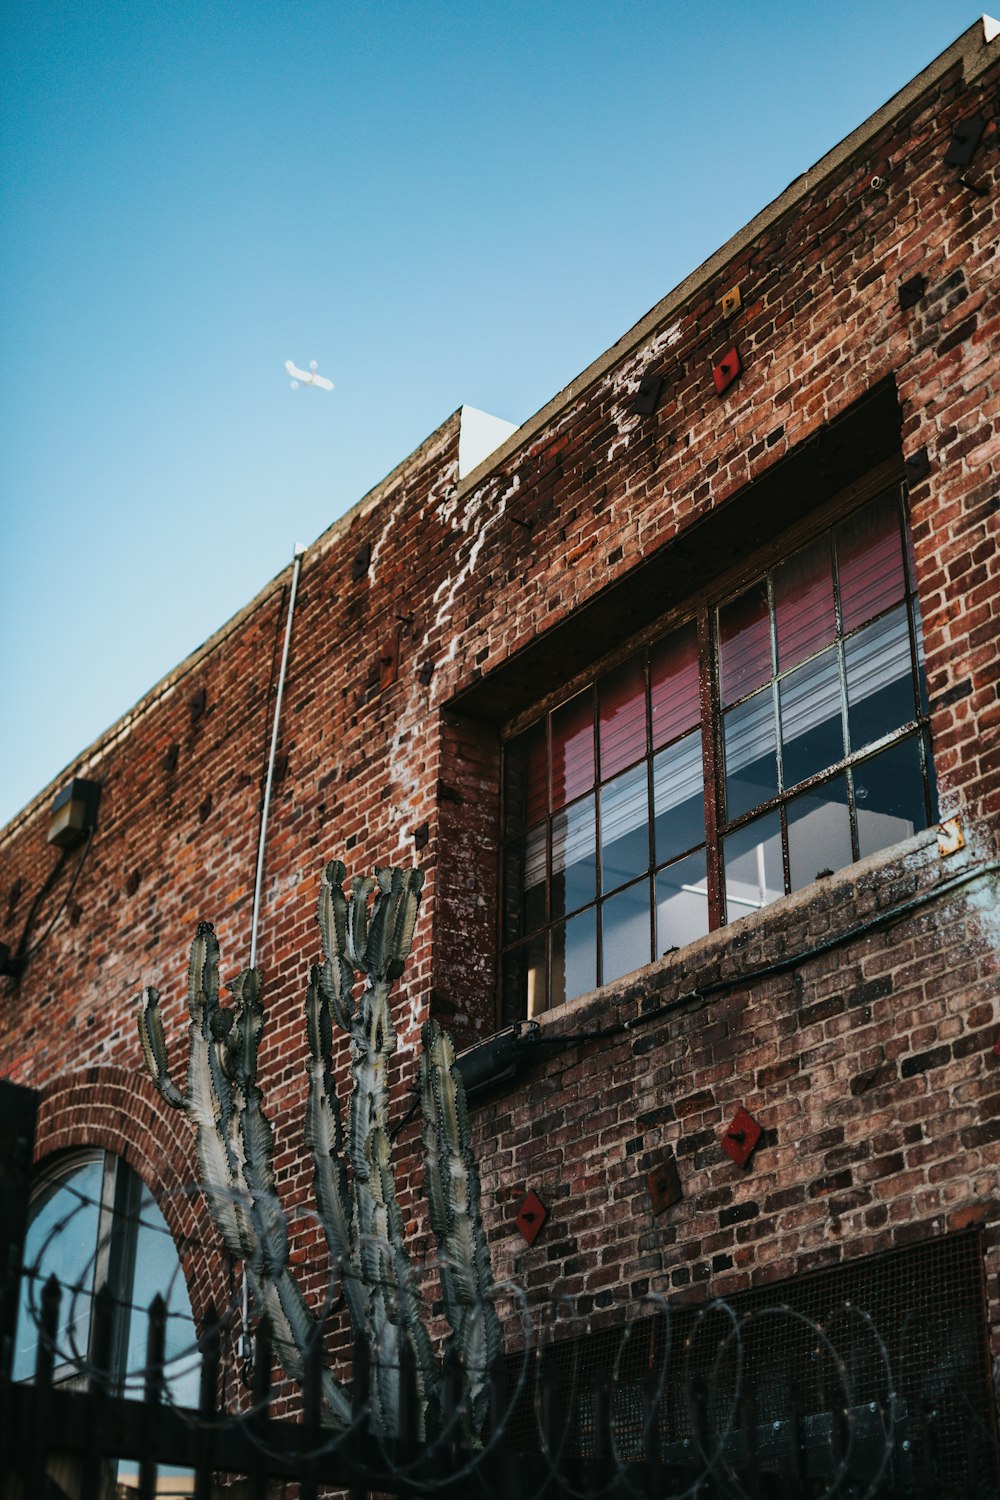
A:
[285,359,334,391]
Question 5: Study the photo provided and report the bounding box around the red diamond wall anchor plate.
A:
[712,346,741,396]
[722,1107,762,1168]
[646,1155,682,1215]
[515,1189,548,1246]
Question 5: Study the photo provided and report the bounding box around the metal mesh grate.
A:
[502,1232,998,1495]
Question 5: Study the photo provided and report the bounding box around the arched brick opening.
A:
[33,1064,230,1332]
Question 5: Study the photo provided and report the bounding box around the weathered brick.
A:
[900,1044,953,1079]
[720,1201,760,1229]
[1,37,999,1413]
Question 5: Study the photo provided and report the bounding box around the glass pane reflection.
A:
[14,1159,102,1380]
[837,492,906,633]
[650,621,700,748]
[551,692,594,811]
[774,536,836,672]
[854,738,928,859]
[845,604,915,751]
[787,777,852,891]
[126,1188,200,1403]
[652,730,705,863]
[551,795,596,918]
[600,765,649,892]
[504,721,547,831]
[779,647,844,788]
[503,828,546,943]
[655,851,709,955]
[724,690,778,820]
[551,909,597,1008]
[601,879,651,985]
[719,582,771,705]
[599,654,646,779]
[723,812,784,920]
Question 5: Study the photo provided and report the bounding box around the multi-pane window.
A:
[501,484,936,1021]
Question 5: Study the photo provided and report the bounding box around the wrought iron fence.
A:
[2,1083,999,1498]
[6,1250,1000,1498]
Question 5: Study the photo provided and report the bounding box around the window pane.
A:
[913,598,930,715]
[502,933,547,1023]
[551,691,594,811]
[127,1188,199,1404]
[504,721,547,831]
[723,811,784,921]
[598,653,646,779]
[779,646,844,788]
[719,582,771,704]
[600,764,650,892]
[774,537,836,672]
[723,689,778,820]
[656,851,710,955]
[787,776,853,891]
[551,794,596,918]
[854,737,928,858]
[650,621,700,748]
[14,1159,103,1379]
[837,492,906,633]
[601,878,652,985]
[503,827,546,943]
[845,604,915,751]
[652,729,705,863]
[551,908,597,1008]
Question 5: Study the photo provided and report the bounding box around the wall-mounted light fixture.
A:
[454,1022,542,1098]
[47,779,101,851]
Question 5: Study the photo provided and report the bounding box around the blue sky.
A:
[0,1,981,828]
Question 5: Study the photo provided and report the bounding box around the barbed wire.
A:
[11,1180,997,1497]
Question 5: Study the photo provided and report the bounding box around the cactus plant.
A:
[137,860,500,1438]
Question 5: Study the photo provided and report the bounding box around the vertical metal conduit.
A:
[249,542,306,969]
[241,541,305,1364]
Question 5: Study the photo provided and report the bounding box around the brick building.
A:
[2,15,999,1484]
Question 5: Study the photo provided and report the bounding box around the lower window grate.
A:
[501,1231,998,1496]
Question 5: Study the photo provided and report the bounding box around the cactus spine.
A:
[137,860,499,1439]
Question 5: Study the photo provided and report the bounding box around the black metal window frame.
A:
[499,475,937,1022]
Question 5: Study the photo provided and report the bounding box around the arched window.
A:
[14,1149,199,1404]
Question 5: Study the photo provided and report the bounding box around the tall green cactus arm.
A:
[317,860,355,1030]
[248,1266,353,1427]
[367,1125,438,1437]
[303,965,366,1332]
[361,1124,400,1433]
[137,858,499,1443]
[183,924,253,1262]
[363,868,424,981]
[136,925,247,1262]
[346,874,374,970]
[137,987,185,1108]
[137,925,353,1427]
[420,1018,501,1435]
[226,968,288,1278]
[344,870,424,1180]
[224,964,351,1426]
[386,868,424,981]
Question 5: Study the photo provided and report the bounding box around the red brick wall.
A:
[1,34,998,1403]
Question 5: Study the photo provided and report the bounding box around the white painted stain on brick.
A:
[605,319,683,465]
[430,473,520,652]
